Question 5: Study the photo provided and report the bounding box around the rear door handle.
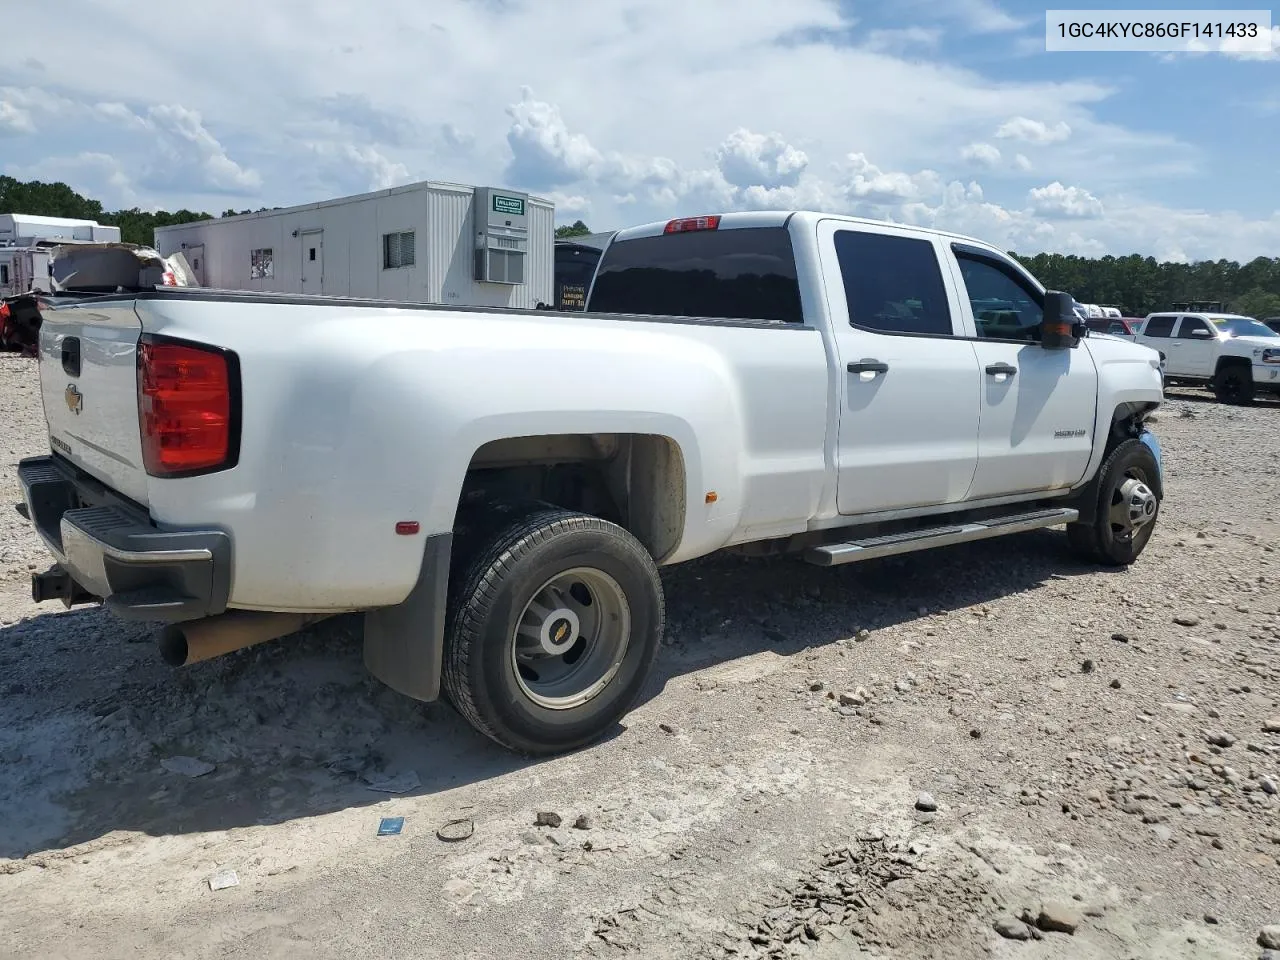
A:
[985,362,1017,377]
[847,359,889,375]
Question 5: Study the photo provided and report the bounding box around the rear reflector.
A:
[664,216,721,234]
[137,336,239,477]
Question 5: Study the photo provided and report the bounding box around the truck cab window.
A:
[588,227,802,323]
[1142,316,1175,338]
[1176,316,1212,338]
[834,231,952,336]
[955,255,1043,342]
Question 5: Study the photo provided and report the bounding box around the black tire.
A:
[442,506,664,755]
[1212,363,1254,405]
[1066,439,1161,566]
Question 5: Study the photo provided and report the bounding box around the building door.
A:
[301,231,324,295]
[185,244,205,285]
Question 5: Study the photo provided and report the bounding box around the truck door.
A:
[1170,315,1216,376]
[816,220,982,515]
[944,244,1098,499]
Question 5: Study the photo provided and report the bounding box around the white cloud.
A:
[862,26,942,53]
[505,90,604,186]
[960,142,1002,167]
[546,191,591,215]
[1220,24,1280,60]
[0,98,34,135]
[1178,24,1279,60]
[950,0,1025,33]
[1027,181,1104,218]
[715,129,808,189]
[842,152,940,205]
[995,117,1072,144]
[145,104,261,193]
[1013,153,1032,171]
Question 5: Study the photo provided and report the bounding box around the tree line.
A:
[4,177,1278,317]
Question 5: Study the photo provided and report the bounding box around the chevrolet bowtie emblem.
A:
[65,383,83,416]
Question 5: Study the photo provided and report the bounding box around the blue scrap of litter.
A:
[378,817,404,836]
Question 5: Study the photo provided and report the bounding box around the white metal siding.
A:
[526,200,554,307]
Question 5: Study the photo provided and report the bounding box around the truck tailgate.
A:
[38,299,150,506]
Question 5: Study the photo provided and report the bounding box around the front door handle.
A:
[848,359,889,375]
[985,362,1017,377]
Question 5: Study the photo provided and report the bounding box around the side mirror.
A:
[1189,328,1214,338]
[1041,291,1083,349]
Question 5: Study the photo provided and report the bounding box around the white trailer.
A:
[1,215,122,298]
[153,181,555,309]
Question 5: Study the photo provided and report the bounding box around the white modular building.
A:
[153,180,555,309]
[1,215,122,297]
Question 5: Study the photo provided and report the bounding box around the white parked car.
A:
[1134,311,1280,404]
[19,211,1165,753]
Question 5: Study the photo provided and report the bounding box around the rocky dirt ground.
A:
[0,351,1278,960]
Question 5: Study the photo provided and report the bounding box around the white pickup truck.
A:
[19,211,1166,754]
[1133,311,1280,404]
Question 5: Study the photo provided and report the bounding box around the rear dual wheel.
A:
[442,506,664,755]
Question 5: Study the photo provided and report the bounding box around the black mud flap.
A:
[362,533,452,702]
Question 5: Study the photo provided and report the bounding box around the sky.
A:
[1,0,1277,262]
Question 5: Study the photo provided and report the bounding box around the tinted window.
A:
[588,227,802,323]
[1177,316,1213,338]
[835,231,951,336]
[554,245,601,311]
[1143,316,1175,338]
[955,255,1043,341]
[1107,321,1128,335]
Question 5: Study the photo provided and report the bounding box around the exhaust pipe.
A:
[159,611,329,667]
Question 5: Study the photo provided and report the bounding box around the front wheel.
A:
[1212,364,1255,405]
[442,507,664,754]
[1066,439,1161,566]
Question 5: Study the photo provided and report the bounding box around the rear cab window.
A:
[587,226,803,324]
[1142,315,1176,338]
[833,231,953,336]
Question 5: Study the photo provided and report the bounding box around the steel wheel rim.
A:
[1107,466,1157,543]
[510,567,631,710]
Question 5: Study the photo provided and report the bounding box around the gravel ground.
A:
[0,353,1278,960]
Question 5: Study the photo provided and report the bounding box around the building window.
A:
[383,231,415,269]
[0,264,9,285]
[250,248,274,279]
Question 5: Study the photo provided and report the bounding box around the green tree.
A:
[1233,288,1280,320]
[0,176,103,220]
[555,219,592,239]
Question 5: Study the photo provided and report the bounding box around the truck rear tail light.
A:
[664,216,721,234]
[137,335,240,477]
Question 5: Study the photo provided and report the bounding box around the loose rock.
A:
[1173,615,1201,627]
[1206,732,1236,749]
[994,916,1031,940]
[915,792,938,813]
[1263,719,1280,734]
[1036,902,1082,935]
[1110,679,1123,689]
[535,811,562,828]
[1260,927,1280,950]
[573,814,592,830]
[160,756,215,778]
[1081,659,1095,674]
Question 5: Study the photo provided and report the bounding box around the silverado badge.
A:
[65,383,83,416]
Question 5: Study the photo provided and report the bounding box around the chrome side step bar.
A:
[804,507,1079,567]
